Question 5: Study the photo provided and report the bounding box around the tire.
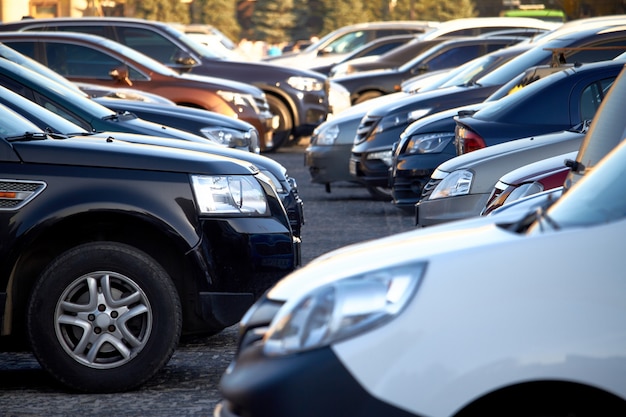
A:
[27,242,182,393]
[266,94,294,152]
[366,185,393,201]
[353,90,383,105]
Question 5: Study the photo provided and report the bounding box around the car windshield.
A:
[528,134,626,234]
[0,103,45,138]
[474,41,557,86]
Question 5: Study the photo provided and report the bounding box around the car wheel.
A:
[266,94,294,151]
[353,91,383,105]
[366,185,393,201]
[27,242,182,393]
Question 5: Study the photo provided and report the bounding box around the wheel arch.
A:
[260,85,299,129]
[454,380,626,417]
[4,210,208,340]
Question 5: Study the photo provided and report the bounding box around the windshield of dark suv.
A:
[0,103,46,138]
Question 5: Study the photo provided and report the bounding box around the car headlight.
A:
[259,169,287,194]
[312,123,340,146]
[200,126,255,151]
[287,76,325,92]
[504,181,545,205]
[428,169,473,200]
[404,132,454,155]
[374,109,431,135]
[217,90,260,113]
[191,174,268,215]
[263,261,425,356]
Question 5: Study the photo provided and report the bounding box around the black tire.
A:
[27,242,182,393]
[353,90,383,105]
[366,185,393,201]
[266,94,294,152]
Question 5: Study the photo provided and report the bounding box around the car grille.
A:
[354,115,381,144]
[420,178,441,200]
[255,95,271,114]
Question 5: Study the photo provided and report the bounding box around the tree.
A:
[410,0,477,21]
[250,0,297,43]
[126,0,190,23]
[189,0,241,41]
[319,0,369,33]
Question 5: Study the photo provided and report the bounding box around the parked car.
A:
[310,33,418,76]
[0,80,305,238]
[389,59,612,211]
[481,150,576,215]
[349,21,626,200]
[0,31,278,152]
[307,44,531,196]
[0,17,337,150]
[263,21,437,70]
[333,36,523,104]
[416,60,625,227]
[0,101,299,393]
[215,69,626,417]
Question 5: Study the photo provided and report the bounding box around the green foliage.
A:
[319,0,370,33]
[189,0,241,41]
[250,0,297,43]
[126,0,190,23]
[410,0,477,21]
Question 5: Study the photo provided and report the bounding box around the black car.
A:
[0,57,306,237]
[0,17,334,149]
[350,23,626,200]
[333,36,522,104]
[0,103,298,392]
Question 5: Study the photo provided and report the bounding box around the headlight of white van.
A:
[263,261,425,356]
[429,169,473,200]
[192,175,268,215]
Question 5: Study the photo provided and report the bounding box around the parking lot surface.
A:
[0,141,416,416]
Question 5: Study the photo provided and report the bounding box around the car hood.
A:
[95,98,252,131]
[438,129,585,173]
[268,214,523,302]
[86,131,286,179]
[177,71,267,96]
[366,85,488,117]
[103,114,211,141]
[11,134,256,175]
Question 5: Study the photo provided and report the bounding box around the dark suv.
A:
[0,102,299,393]
[0,17,333,150]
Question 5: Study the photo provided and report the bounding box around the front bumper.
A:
[189,217,300,332]
[390,153,454,211]
[216,345,420,417]
[416,193,491,227]
[349,151,391,188]
[305,143,354,184]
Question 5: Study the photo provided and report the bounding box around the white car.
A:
[215,69,626,417]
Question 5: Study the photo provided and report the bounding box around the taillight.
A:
[455,125,486,154]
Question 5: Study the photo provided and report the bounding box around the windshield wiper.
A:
[5,131,49,142]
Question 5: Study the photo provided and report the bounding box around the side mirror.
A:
[109,67,132,86]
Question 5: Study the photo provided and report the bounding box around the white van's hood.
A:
[268,215,521,301]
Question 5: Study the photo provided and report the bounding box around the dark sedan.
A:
[0,31,278,152]
[333,36,522,104]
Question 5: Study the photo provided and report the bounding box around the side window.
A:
[43,43,119,78]
[55,25,109,38]
[423,45,481,71]
[3,42,36,60]
[580,78,615,121]
[116,27,180,64]
[567,39,626,63]
[31,91,91,130]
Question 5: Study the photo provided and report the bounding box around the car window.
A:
[42,42,148,81]
[31,90,91,130]
[116,27,181,65]
[326,31,368,54]
[55,25,108,37]
[566,39,626,63]
[422,45,482,71]
[580,78,615,120]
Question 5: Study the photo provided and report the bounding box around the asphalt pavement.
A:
[0,141,417,417]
